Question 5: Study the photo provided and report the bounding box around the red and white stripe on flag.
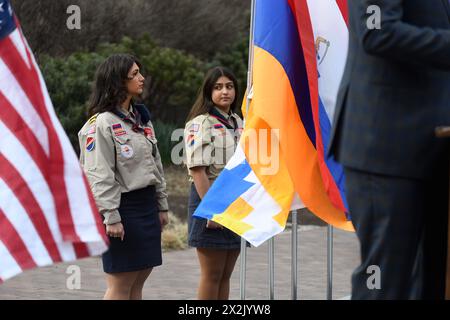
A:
[0,0,108,283]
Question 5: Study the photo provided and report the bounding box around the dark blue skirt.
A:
[102,185,162,273]
[188,183,242,249]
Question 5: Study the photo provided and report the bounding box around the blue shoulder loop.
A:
[134,104,151,124]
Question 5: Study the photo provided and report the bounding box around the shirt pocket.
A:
[212,131,236,165]
[113,134,136,161]
[212,129,235,148]
[142,135,157,159]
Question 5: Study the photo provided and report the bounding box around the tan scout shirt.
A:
[78,107,169,225]
[184,108,243,180]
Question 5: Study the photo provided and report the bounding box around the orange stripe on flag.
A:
[252,47,353,231]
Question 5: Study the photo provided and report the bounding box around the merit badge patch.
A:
[188,123,199,133]
[120,144,134,158]
[86,137,95,152]
[112,123,126,136]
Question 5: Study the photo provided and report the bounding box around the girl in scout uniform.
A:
[184,67,243,300]
[78,54,169,300]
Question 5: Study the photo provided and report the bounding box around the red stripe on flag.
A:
[0,209,37,271]
[0,154,62,262]
[336,0,349,25]
[0,40,45,126]
[0,93,49,174]
[73,242,89,258]
[0,95,92,258]
[0,34,82,243]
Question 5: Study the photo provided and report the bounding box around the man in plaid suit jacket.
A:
[329,0,450,299]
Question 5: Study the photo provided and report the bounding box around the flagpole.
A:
[327,225,334,300]
[240,0,256,301]
[291,210,298,300]
[269,237,275,300]
[245,0,256,114]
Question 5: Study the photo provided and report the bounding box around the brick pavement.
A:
[0,226,359,300]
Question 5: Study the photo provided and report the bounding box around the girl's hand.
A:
[159,211,169,232]
[106,222,125,241]
[206,220,223,229]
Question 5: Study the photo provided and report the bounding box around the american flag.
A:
[0,0,108,282]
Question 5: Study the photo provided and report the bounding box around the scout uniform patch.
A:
[112,123,127,136]
[144,127,155,140]
[188,124,199,133]
[213,123,226,136]
[120,144,134,158]
[86,137,95,152]
[86,114,97,135]
[186,134,195,147]
[87,125,96,135]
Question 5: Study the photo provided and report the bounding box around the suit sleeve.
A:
[354,0,450,70]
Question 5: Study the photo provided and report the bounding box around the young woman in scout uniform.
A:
[184,67,244,300]
[78,54,169,300]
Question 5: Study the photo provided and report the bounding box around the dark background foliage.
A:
[11,0,250,59]
[11,0,251,159]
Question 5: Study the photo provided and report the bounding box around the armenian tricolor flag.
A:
[194,0,353,247]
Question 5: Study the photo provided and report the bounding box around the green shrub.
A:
[39,35,207,153]
[38,33,249,155]
[39,52,105,152]
[152,120,180,165]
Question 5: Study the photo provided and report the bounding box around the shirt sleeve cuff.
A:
[157,197,169,212]
[186,161,213,169]
[103,210,121,225]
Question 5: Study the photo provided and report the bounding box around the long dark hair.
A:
[87,54,142,117]
[186,66,239,122]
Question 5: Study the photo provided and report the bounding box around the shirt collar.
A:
[214,107,232,121]
[121,105,136,119]
[129,105,137,119]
